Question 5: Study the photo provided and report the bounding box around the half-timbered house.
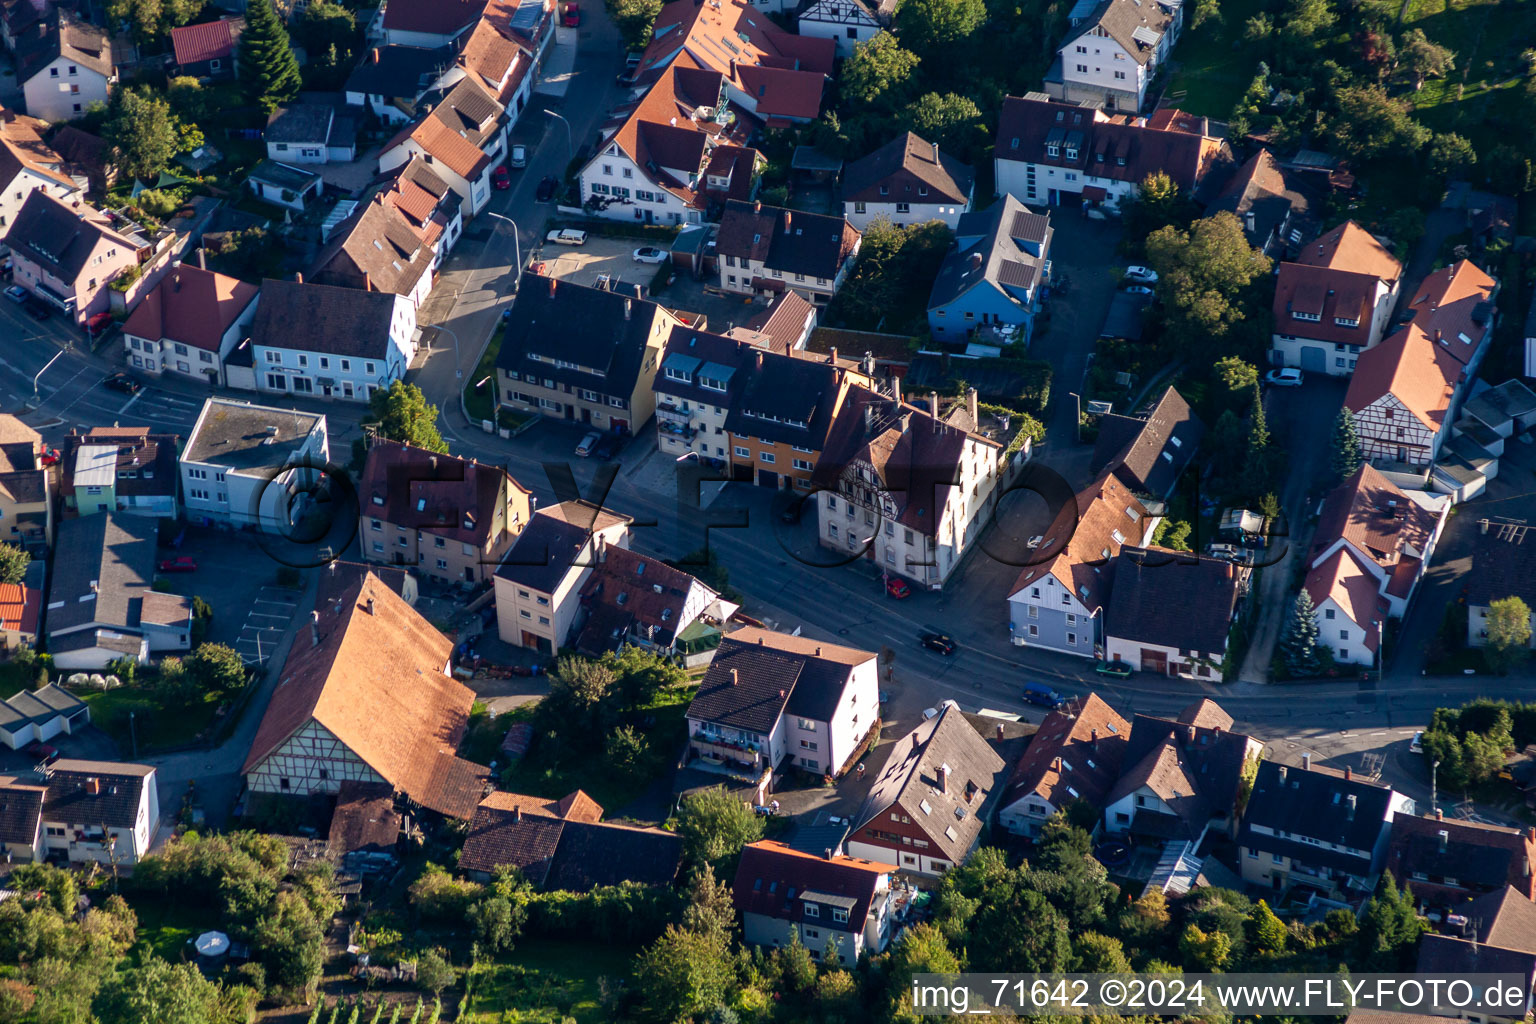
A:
[241,571,490,819]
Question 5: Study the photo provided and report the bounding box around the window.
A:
[1272,853,1284,864]
[1067,632,1077,645]
[1339,629,1348,640]
[1325,608,1335,620]
[804,903,820,918]
[1028,624,1038,637]
[799,739,818,751]
[365,362,376,375]
[759,452,775,464]
[734,446,750,458]
[833,908,849,924]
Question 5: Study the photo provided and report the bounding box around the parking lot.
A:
[155,524,304,664]
[234,586,302,666]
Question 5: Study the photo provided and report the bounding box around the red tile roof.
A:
[120,264,257,352]
[1310,464,1437,579]
[1296,220,1402,284]
[382,77,504,180]
[1272,262,1382,346]
[0,107,75,191]
[382,0,486,36]
[357,438,529,548]
[732,840,888,927]
[1010,469,1151,613]
[0,583,40,638]
[170,16,242,66]
[1304,546,1387,651]
[1001,692,1130,809]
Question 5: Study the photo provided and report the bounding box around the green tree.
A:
[608,0,663,49]
[840,32,920,110]
[776,927,817,993]
[166,76,212,122]
[415,950,454,996]
[1357,871,1424,968]
[973,882,1072,972]
[1397,29,1454,90]
[467,895,523,953]
[93,960,224,1024]
[298,1,356,56]
[1331,407,1362,481]
[104,89,182,182]
[1073,931,1132,973]
[900,92,984,159]
[0,543,29,585]
[10,864,78,917]
[1330,84,1430,162]
[676,787,763,868]
[250,890,325,997]
[633,924,732,1021]
[826,218,952,333]
[1145,212,1271,343]
[545,655,617,733]
[1242,13,1272,40]
[1484,597,1532,673]
[185,642,246,696]
[1178,923,1231,970]
[239,0,303,114]
[368,381,448,453]
[680,864,735,945]
[1152,519,1192,551]
[1246,899,1288,955]
[1280,0,1334,43]
[604,725,648,774]
[894,0,986,53]
[602,645,685,709]
[106,0,203,44]
[1281,590,1321,675]
[1426,132,1476,181]
[1215,356,1258,397]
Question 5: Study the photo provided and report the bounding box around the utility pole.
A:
[1431,759,1440,816]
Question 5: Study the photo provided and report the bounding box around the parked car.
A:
[590,433,622,460]
[23,298,50,321]
[509,144,528,169]
[1095,660,1132,678]
[102,372,142,394]
[885,577,911,599]
[922,706,939,720]
[1263,368,1304,387]
[562,1,580,25]
[1124,265,1158,283]
[546,228,587,246]
[633,247,668,264]
[1122,284,1154,295]
[1410,730,1423,755]
[575,431,602,457]
[158,556,198,573]
[1022,682,1065,708]
[625,50,643,70]
[780,496,807,524]
[85,311,114,336]
[3,284,24,305]
[492,165,511,190]
[919,632,955,655]
[536,176,559,203]
[22,741,59,763]
[39,447,60,466]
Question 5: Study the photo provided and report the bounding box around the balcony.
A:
[689,736,764,779]
[657,418,697,441]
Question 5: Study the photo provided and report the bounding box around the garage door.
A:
[1300,346,1326,372]
[1139,649,1168,674]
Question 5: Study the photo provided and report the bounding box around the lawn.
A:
[1165,0,1271,118]
[128,895,205,964]
[79,685,226,756]
[463,940,641,1024]
[1400,0,1536,148]
[464,323,505,425]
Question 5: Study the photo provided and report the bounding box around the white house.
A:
[1046,0,1181,113]
[715,200,861,306]
[121,264,260,387]
[1102,549,1247,679]
[841,132,973,233]
[0,109,78,239]
[264,103,357,164]
[378,157,463,270]
[0,760,159,866]
[733,841,896,961]
[181,397,329,534]
[248,278,416,402]
[309,198,436,309]
[246,160,324,212]
[1466,521,1536,650]
[19,13,115,123]
[492,501,634,656]
[1270,221,1403,376]
[343,43,458,126]
[377,77,507,218]
[684,627,879,783]
[796,0,893,59]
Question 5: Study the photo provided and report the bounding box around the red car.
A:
[85,311,114,336]
[492,165,511,190]
[39,447,59,466]
[885,577,911,599]
[22,741,59,763]
[158,556,198,573]
[562,2,580,25]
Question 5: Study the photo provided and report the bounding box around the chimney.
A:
[1437,829,1449,853]
[930,391,939,417]
[310,610,320,647]
[1090,728,1098,748]
[1344,766,1352,781]
[755,351,764,369]
[87,778,100,796]
[969,252,983,272]
[1278,765,1287,783]
[624,297,632,320]
[1435,808,1443,820]
[548,276,557,298]
[1302,753,1311,771]
[932,140,940,162]
[730,668,739,685]
[967,387,978,425]
[513,805,521,822]
[824,848,833,860]
[814,646,821,656]
[371,47,380,63]
[366,597,375,615]
[892,374,901,404]
[936,763,949,793]
[197,247,206,271]
[1528,826,1535,840]
[295,271,304,284]
[784,211,792,230]
[634,284,643,299]
[996,723,1004,741]
[828,346,837,365]
[754,199,761,213]
[1346,793,1357,820]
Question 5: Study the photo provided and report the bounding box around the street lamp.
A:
[1068,391,1082,443]
[425,323,463,381]
[543,108,573,159]
[1431,759,1441,816]
[482,211,522,281]
[32,349,63,401]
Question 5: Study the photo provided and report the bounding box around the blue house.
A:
[926,195,1053,345]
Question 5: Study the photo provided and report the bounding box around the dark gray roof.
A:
[1091,387,1204,500]
[1416,933,1536,978]
[0,777,45,846]
[1465,526,1536,608]
[927,195,1052,311]
[2,191,135,285]
[183,398,325,471]
[46,514,157,637]
[344,43,456,97]
[686,631,869,735]
[496,273,662,399]
[494,502,629,595]
[247,159,321,191]
[1064,0,1176,66]
[43,759,155,830]
[1105,548,1242,655]
[722,349,843,450]
[265,103,336,145]
[654,327,750,406]
[250,279,401,359]
[715,200,859,281]
[1099,289,1153,340]
[842,132,973,205]
[542,820,683,891]
[1240,760,1393,859]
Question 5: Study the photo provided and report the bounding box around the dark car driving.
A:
[535,176,559,202]
[102,372,142,394]
[919,632,956,655]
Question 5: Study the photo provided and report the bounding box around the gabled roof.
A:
[310,196,435,298]
[121,265,257,353]
[542,820,683,891]
[1009,469,1151,613]
[59,428,177,502]
[170,16,243,65]
[928,195,1051,311]
[1304,545,1387,651]
[358,438,528,547]
[1458,885,1536,950]
[378,157,456,248]
[41,759,154,830]
[1062,0,1174,64]
[494,500,631,594]
[1206,149,1315,252]
[1105,703,1255,837]
[1105,547,1243,655]
[345,44,457,98]
[686,627,872,734]
[0,107,75,192]
[853,701,1004,863]
[382,0,487,37]
[842,132,973,205]
[574,547,724,653]
[383,77,505,180]
[0,776,46,845]
[727,290,817,353]
[3,191,136,285]
[813,386,998,537]
[995,94,1226,191]
[456,15,526,95]
[266,103,340,146]
[15,10,112,82]
[327,781,401,855]
[0,582,40,638]
[250,278,401,359]
[733,840,888,929]
[1271,262,1385,346]
[724,347,850,451]
[1386,815,1536,900]
[1295,220,1402,284]
[1090,386,1203,499]
[47,513,157,637]
[1240,760,1393,857]
[1465,522,1536,608]
[1001,693,1129,811]
[1310,464,1436,583]
[242,572,489,819]
[715,200,860,280]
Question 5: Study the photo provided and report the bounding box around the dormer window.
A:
[1065,146,1078,160]
[879,185,889,195]
[1334,316,1359,328]
[1047,144,1060,158]
[373,494,384,505]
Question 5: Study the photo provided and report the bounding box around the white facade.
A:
[124,296,259,387]
[719,243,857,305]
[493,522,632,655]
[1270,280,1397,376]
[843,836,956,876]
[246,720,384,798]
[741,880,894,960]
[1056,31,1157,112]
[180,407,330,532]
[996,789,1059,837]
[1102,633,1225,678]
[23,56,112,123]
[843,197,969,233]
[248,172,322,211]
[254,294,415,402]
[1314,596,1373,666]
[994,155,1140,210]
[378,127,506,218]
[796,0,882,58]
[0,168,76,242]
[38,771,159,865]
[1354,393,1442,466]
[1468,601,1536,649]
[581,147,704,226]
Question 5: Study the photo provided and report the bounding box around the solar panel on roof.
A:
[510,0,544,31]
